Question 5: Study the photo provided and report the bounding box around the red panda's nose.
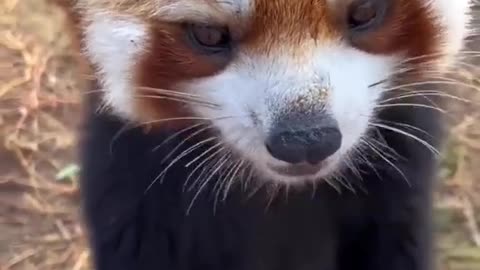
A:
[265,115,342,165]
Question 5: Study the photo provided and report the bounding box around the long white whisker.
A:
[375,119,433,140]
[137,86,208,99]
[374,103,447,113]
[352,144,381,180]
[369,122,440,156]
[159,125,213,162]
[382,80,479,92]
[186,153,232,215]
[151,123,206,152]
[361,138,410,186]
[145,136,218,193]
[222,160,245,201]
[380,91,471,104]
[212,159,239,213]
[133,94,220,109]
[190,151,228,194]
[184,144,225,191]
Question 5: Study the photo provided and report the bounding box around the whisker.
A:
[137,86,207,99]
[264,184,281,213]
[382,80,479,92]
[145,136,218,194]
[375,103,447,113]
[109,118,211,153]
[242,166,255,193]
[329,171,356,193]
[222,160,245,201]
[109,121,136,155]
[159,124,213,162]
[185,142,223,168]
[365,134,402,161]
[368,78,389,88]
[245,178,266,202]
[324,174,343,194]
[155,114,247,163]
[212,158,237,215]
[184,143,225,192]
[343,154,363,182]
[375,119,433,140]
[190,151,228,195]
[380,91,471,104]
[212,160,237,197]
[369,122,440,156]
[352,144,381,180]
[361,138,410,186]
[212,160,239,212]
[83,89,107,95]
[151,122,206,152]
[397,52,450,65]
[133,94,220,109]
[186,153,232,215]
[367,59,480,90]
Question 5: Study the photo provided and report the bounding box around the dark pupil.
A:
[350,2,377,27]
[194,26,225,47]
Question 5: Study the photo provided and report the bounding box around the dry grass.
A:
[0,0,479,269]
[0,0,88,269]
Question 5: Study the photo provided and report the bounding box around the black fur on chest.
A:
[80,84,444,270]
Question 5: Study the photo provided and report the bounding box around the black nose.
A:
[265,115,342,164]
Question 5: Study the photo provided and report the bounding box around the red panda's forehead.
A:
[241,0,438,58]
[243,0,338,53]
[80,0,440,58]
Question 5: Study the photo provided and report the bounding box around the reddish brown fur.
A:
[134,22,232,127]
[348,0,440,59]
[133,0,440,126]
[55,0,443,128]
[243,0,339,55]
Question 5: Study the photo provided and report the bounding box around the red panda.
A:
[59,0,473,269]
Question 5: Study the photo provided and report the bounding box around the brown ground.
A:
[0,0,479,269]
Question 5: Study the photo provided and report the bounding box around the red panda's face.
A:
[78,0,472,184]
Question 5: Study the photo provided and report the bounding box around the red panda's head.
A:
[75,0,472,184]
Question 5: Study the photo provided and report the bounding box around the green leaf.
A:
[56,163,80,181]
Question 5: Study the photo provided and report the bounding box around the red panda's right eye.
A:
[347,0,387,32]
[349,1,376,27]
[187,24,231,53]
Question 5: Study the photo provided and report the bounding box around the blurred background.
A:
[0,0,479,269]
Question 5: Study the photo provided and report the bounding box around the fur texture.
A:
[67,0,475,269]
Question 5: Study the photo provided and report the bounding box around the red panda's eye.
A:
[187,24,231,53]
[347,0,384,31]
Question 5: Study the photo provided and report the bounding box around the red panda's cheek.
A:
[132,23,231,128]
[350,0,441,63]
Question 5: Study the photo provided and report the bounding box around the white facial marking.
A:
[182,44,398,183]
[79,0,472,184]
[428,0,472,56]
[83,14,147,119]
[154,0,252,24]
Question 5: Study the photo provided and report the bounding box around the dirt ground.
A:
[0,0,479,269]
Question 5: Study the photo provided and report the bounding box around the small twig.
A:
[5,249,39,269]
[72,250,89,270]
[449,138,480,247]
[461,196,480,247]
[55,219,72,240]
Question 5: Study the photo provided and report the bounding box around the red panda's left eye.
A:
[187,24,231,54]
[348,0,385,31]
